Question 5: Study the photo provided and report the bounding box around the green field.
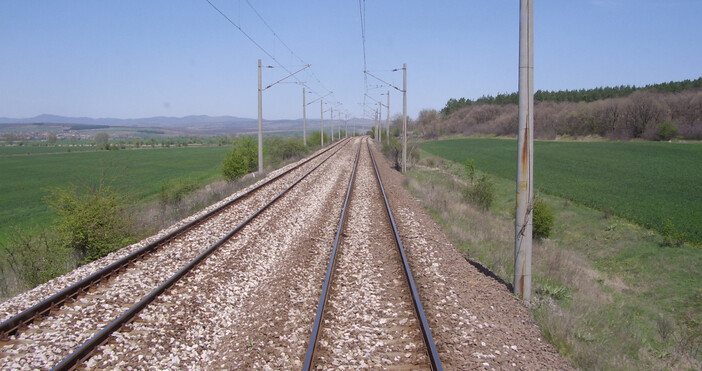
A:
[419,138,702,245]
[0,145,99,155]
[0,146,230,244]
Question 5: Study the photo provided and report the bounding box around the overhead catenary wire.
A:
[204,0,343,109]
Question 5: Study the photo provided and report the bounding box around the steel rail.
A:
[52,138,352,371]
[366,140,443,371]
[302,138,362,370]
[0,139,347,338]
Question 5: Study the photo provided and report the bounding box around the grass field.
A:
[419,138,702,245]
[407,151,702,369]
[0,146,230,244]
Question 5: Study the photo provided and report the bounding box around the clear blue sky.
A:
[1,0,701,120]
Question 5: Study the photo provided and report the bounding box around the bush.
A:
[533,199,554,239]
[222,136,258,180]
[272,138,307,161]
[46,182,133,262]
[1,228,75,291]
[307,131,330,147]
[159,178,199,205]
[656,120,678,141]
[462,175,495,210]
[382,136,402,170]
[661,218,684,247]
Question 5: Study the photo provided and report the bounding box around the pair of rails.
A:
[1,137,441,370]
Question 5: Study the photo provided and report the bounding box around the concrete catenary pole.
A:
[378,101,382,144]
[320,100,324,146]
[514,0,534,301]
[345,114,348,138]
[386,90,390,146]
[402,63,407,173]
[257,59,263,174]
[330,107,334,142]
[375,109,379,142]
[302,87,307,146]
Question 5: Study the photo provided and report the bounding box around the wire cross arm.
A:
[263,64,311,91]
[307,91,333,106]
[364,93,388,108]
[364,70,404,92]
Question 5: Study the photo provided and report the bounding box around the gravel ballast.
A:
[0,137,572,370]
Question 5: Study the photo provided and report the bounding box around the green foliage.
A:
[222,136,258,181]
[382,136,402,170]
[46,182,133,262]
[661,218,684,247]
[421,138,702,245]
[307,131,330,146]
[462,175,495,211]
[271,137,307,161]
[533,199,555,239]
[463,159,476,182]
[367,127,376,138]
[537,282,571,301]
[656,120,678,141]
[159,178,199,205]
[1,228,74,290]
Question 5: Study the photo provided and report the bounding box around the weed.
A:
[661,218,684,247]
[537,283,572,301]
[462,175,495,211]
[533,199,554,239]
[463,159,476,182]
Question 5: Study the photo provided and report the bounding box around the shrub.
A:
[1,228,75,291]
[533,199,554,239]
[46,182,133,262]
[382,136,402,170]
[273,138,307,161]
[307,131,330,147]
[661,218,684,247]
[656,120,678,141]
[222,136,257,180]
[159,179,199,205]
[462,175,495,210]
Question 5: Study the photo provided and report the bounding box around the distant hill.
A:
[0,114,374,136]
[0,114,255,127]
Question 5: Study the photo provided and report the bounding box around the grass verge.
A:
[405,151,702,370]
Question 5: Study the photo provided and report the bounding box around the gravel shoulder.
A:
[372,144,573,370]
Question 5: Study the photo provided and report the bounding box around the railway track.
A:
[303,138,442,370]
[0,138,350,370]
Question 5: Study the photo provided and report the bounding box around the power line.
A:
[205,0,341,108]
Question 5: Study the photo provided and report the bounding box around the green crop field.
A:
[0,146,230,244]
[419,138,702,245]
[0,145,99,155]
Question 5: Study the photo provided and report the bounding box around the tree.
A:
[95,133,109,148]
[47,133,57,144]
[222,136,258,180]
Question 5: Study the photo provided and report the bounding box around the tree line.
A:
[417,78,702,141]
[441,77,702,117]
